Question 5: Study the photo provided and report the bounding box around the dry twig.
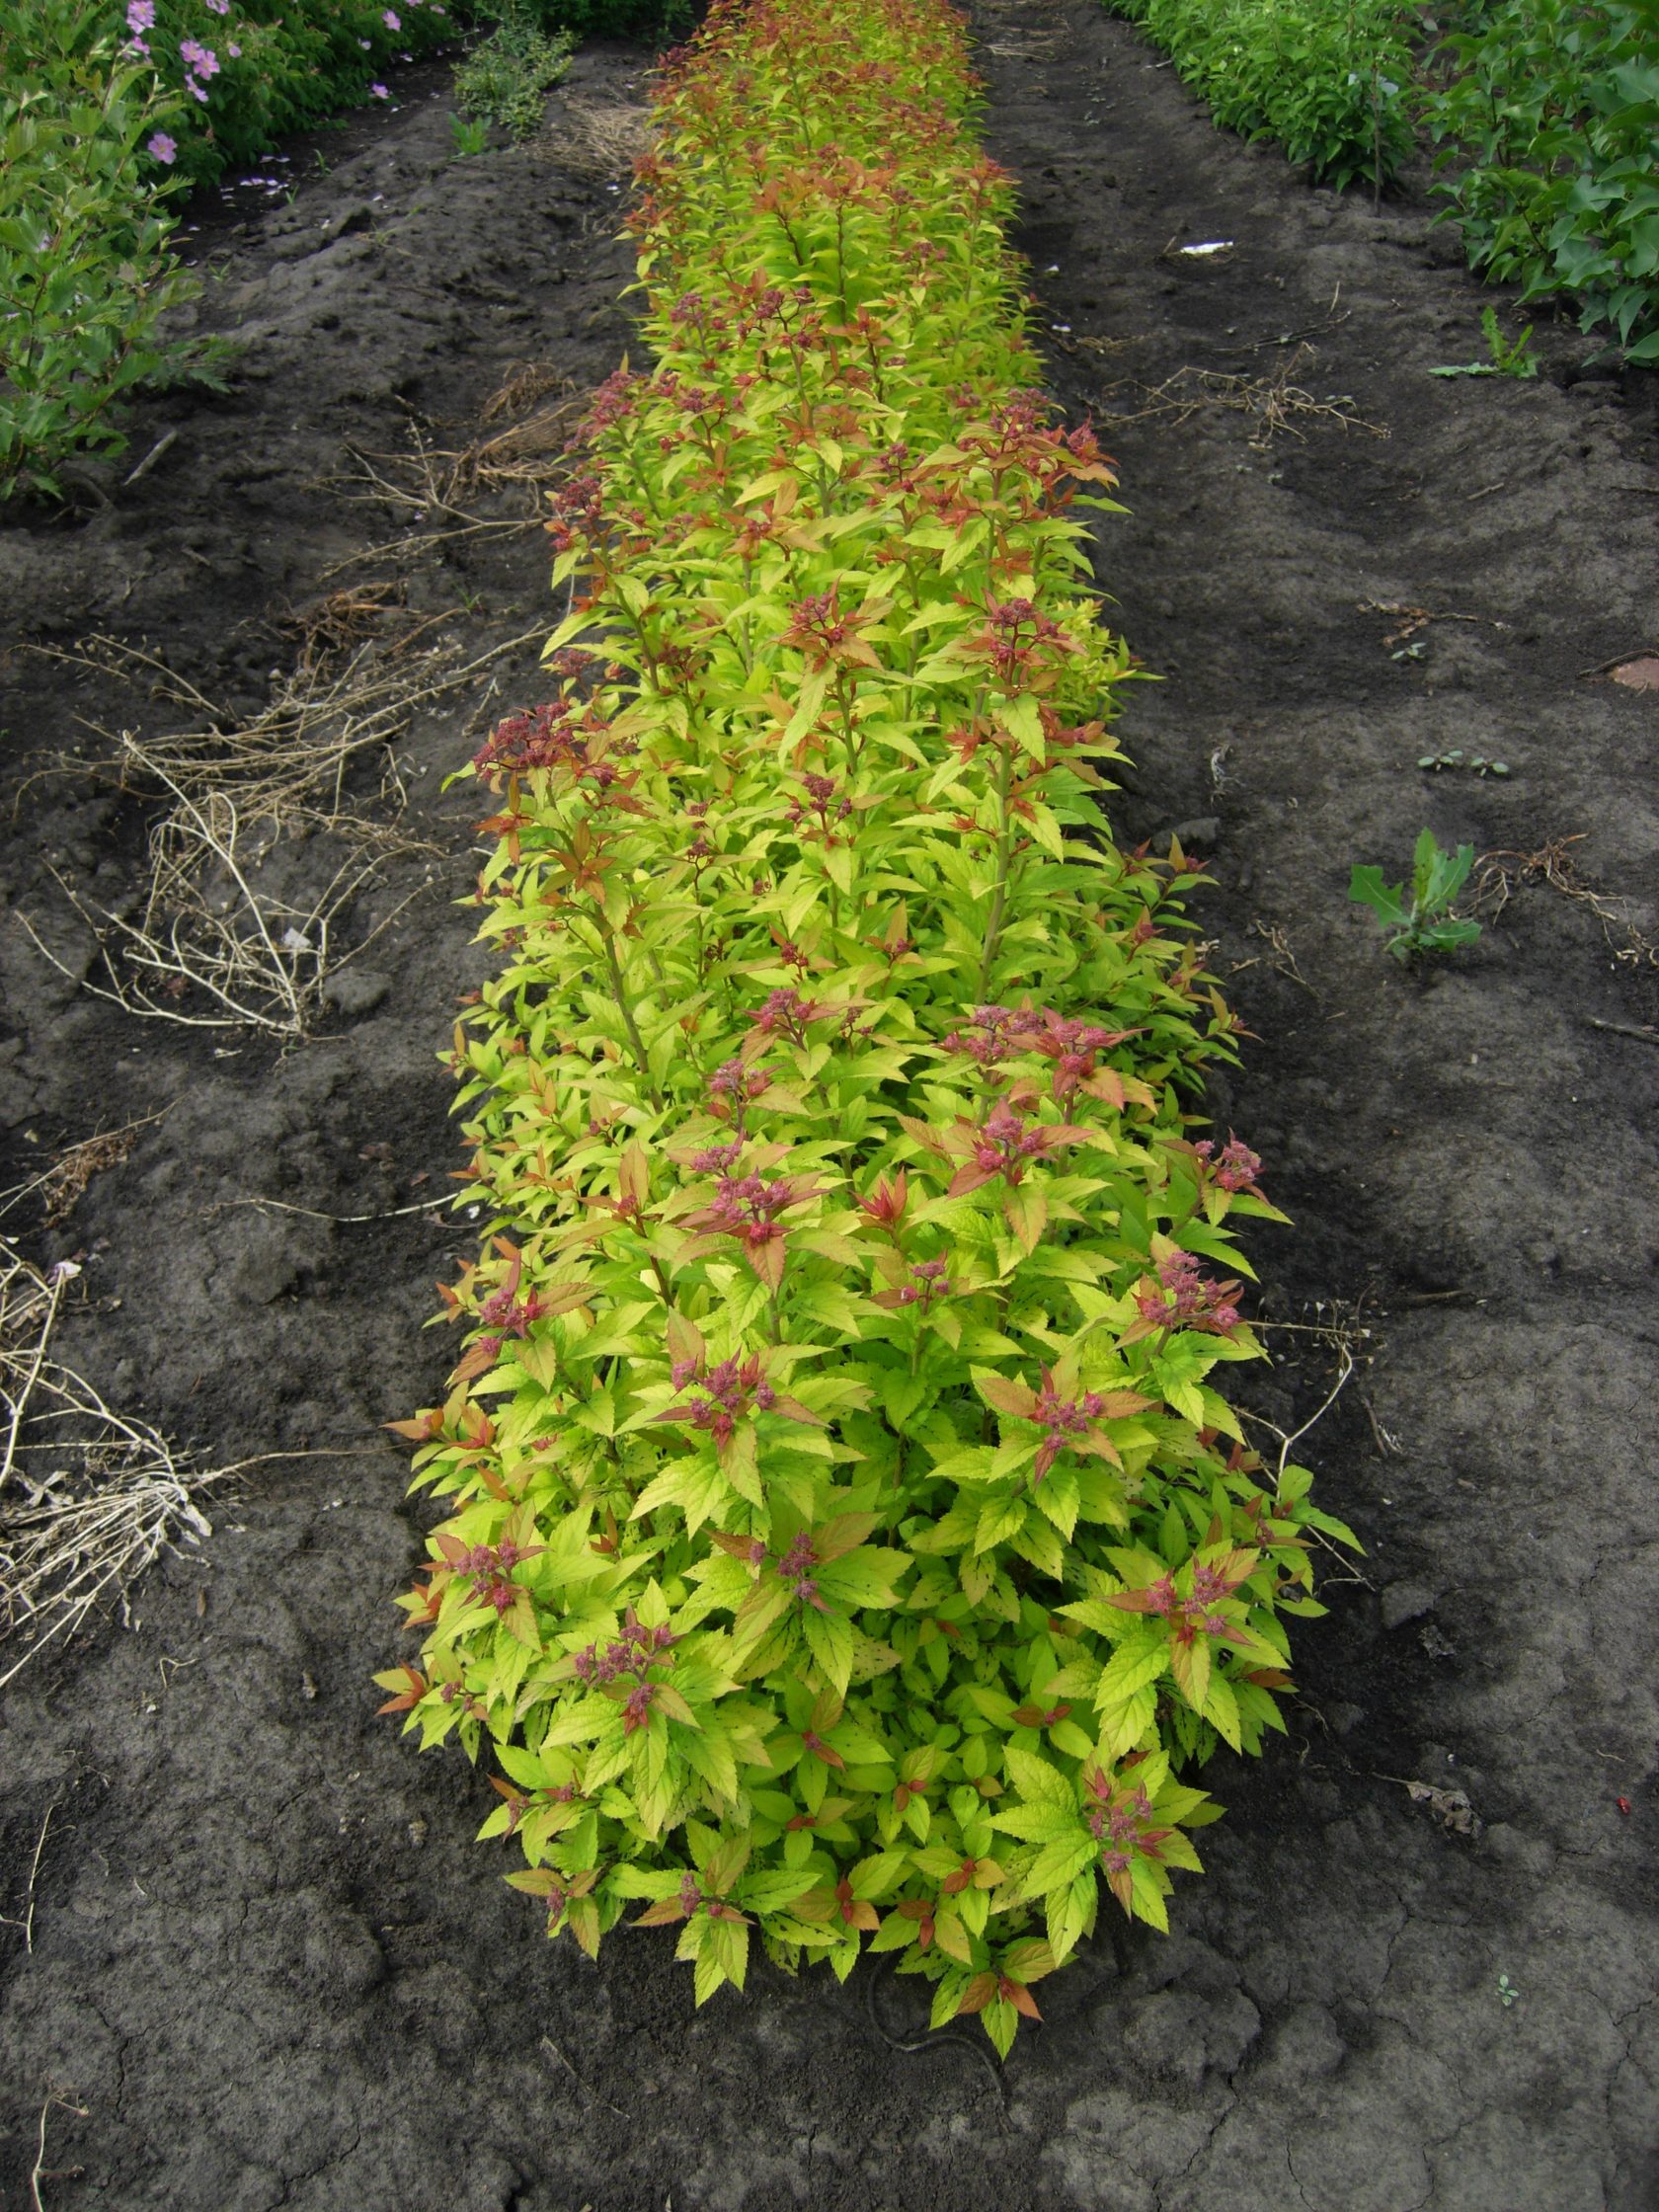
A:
[1094,345,1385,447]
[324,398,586,571]
[1359,599,1500,648]
[1248,917,1319,998]
[0,1802,58,1952]
[30,2091,89,2212]
[0,1241,225,1686]
[1241,1303,1379,1589]
[1473,833,1656,968]
[17,624,541,1032]
[33,1110,169,1229]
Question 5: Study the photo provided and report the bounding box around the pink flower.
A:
[146,130,177,163]
[189,81,208,101]
[383,7,401,24]
[206,0,230,12]
[227,40,241,54]
[125,0,155,30]
[370,82,389,98]
[180,38,219,76]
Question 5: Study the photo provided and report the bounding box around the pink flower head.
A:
[227,40,241,54]
[1213,1136,1263,1192]
[1135,1248,1242,1335]
[180,38,219,76]
[125,0,155,30]
[383,8,401,24]
[206,0,230,12]
[371,82,390,98]
[146,130,177,164]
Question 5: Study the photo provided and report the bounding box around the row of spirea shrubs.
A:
[379,0,1356,2052]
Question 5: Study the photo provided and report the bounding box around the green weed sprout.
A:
[1350,830,1481,960]
[1430,307,1540,380]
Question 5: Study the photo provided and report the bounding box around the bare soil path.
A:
[2,6,1655,2207]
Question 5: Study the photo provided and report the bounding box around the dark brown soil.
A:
[3,5,1657,2207]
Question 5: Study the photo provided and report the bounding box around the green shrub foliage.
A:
[1424,0,1659,359]
[381,0,1355,2051]
[454,10,574,139]
[1105,0,1415,190]
[0,3,225,499]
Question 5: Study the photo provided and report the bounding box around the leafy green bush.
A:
[379,0,1355,2051]
[0,4,226,499]
[91,0,459,190]
[0,0,689,498]
[1106,0,1415,190]
[454,8,574,139]
[1423,0,1659,359]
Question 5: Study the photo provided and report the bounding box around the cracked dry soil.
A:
[2,5,1657,2207]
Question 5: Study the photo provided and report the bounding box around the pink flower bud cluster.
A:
[1135,1249,1240,1334]
[667,1351,776,1448]
[1194,1136,1264,1192]
[571,1608,678,1686]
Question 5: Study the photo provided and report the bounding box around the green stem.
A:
[976,734,1015,998]
[596,912,663,1106]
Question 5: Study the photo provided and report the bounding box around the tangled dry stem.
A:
[1239,1301,1378,1591]
[326,384,588,572]
[19,621,541,1032]
[1473,832,1657,968]
[0,1239,227,1689]
[1096,345,1386,447]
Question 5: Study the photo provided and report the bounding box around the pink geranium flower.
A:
[147,130,177,163]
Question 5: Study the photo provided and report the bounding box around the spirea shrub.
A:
[379,0,1356,2052]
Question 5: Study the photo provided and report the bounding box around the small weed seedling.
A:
[449,114,491,158]
[1350,830,1482,960]
[1497,1972,1520,2008]
[1430,308,1540,381]
[1417,748,1509,777]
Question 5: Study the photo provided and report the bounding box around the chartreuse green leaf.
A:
[381,0,1356,2056]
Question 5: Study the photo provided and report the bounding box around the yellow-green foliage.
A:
[381,0,1355,2052]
